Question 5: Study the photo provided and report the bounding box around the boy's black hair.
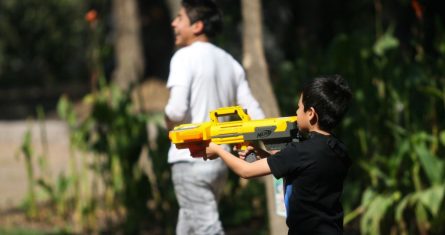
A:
[302,75,352,131]
[181,0,223,38]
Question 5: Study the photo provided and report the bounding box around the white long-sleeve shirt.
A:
[165,41,265,163]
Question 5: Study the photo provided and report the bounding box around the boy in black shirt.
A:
[203,75,353,234]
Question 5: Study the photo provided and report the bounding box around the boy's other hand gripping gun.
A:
[168,106,299,162]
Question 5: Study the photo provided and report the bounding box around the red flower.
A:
[85,9,98,23]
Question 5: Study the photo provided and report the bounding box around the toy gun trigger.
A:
[237,142,257,163]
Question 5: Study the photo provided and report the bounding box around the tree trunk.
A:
[241,0,287,234]
[166,0,181,20]
[111,0,144,91]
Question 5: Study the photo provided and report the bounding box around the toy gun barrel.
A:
[168,106,299,159]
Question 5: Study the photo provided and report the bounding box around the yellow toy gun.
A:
[168,106,299,162]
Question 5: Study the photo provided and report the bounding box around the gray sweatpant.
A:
[172,158,228,235]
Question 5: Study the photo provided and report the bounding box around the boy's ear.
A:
[307,107,317,123]
[191,20,205,35]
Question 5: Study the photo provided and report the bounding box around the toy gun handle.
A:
[238,142,257,163]
[245,152,257,163]
[188,141,210,158]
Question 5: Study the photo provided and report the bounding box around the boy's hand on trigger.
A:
[234,144,277,159]
[233,145,255,161]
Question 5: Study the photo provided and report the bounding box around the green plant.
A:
[57,81,154,233]
[17,128,37,218]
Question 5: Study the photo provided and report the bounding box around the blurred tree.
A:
[165,0,180,21]
[241,0,286,234]
[111,0,144,91]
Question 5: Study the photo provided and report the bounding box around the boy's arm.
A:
[164,86,190,131]
[164,49,192,131]
[206,143,272,179]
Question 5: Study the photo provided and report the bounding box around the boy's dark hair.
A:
[181,0,223,38]
[302,75,352,131]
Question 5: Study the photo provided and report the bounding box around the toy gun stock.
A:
[169,106,299,162]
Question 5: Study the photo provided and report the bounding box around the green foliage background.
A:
[0,0,89,87]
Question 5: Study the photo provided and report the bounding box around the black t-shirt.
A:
[267,132,351,235]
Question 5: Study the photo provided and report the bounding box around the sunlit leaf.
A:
[415,143,444,184]
[361,188,377,207]
[373,26,399,56]
[360,193,397,235]
[418,185,445,217]
[57,95,70,120]
[82,93,95,104]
